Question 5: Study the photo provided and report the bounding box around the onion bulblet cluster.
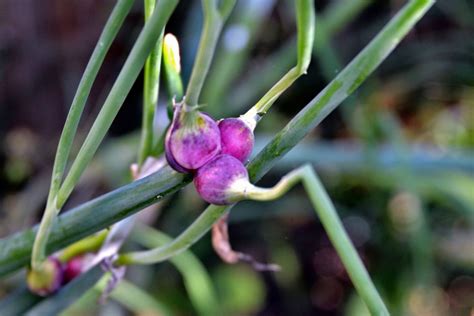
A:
[165,105,255,205]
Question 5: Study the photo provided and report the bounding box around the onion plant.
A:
[0,0,435,314]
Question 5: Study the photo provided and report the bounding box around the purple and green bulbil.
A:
[165,103,221,173]
[165,104,257,205]
[218,117,254,163]
[27,257,63,296]
[194,154,250,205]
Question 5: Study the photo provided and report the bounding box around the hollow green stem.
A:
[184,0,236,107]
[242,0,315,121]
[138,0,164,166]
[56,0,178,208]
[30,0,134,271]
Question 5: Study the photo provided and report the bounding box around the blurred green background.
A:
[0,0,473,315]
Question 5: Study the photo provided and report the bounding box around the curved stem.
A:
[242,0,315,122]
[185,0,236,107]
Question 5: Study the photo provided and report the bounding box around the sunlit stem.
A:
[242,0,315,123]
[246,165,388,315]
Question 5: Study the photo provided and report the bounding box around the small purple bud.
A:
[194,154,249,205]
[27,257,63,296]
[63,256,83,283]
[165,103,221,172]
[218,117,254,163]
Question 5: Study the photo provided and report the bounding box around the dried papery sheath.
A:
[218,117,255,163]
[165,103,221,172]
[26,257,63,296]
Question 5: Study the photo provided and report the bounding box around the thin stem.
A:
[184,0,236,107]
[138,0,164,166]
[242,0,315,120]
[116,204,229,265]
[56,0,179,208]
[250,165,389,315]
[31,0,134,271]
[302,167,389,316]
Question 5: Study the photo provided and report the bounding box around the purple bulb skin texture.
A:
[194,154,249,205]
[218,118,254,163]
[26,257,63,297]
[63,256,83,283]
[165,104,221,172]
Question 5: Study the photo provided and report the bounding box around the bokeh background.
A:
[0,0,473,315]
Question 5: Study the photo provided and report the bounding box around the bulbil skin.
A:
[63,256,83,283]
[165,103,221,173]
[26,257,63,296]
[218,117,254,163]
[194,154,249,205]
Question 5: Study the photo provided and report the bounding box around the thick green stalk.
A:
[56,0,179,208]
[138,0,164,165]
[185,0,236,107]
[31,0,134,271]
[0,0,433,279]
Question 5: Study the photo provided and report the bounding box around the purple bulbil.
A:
[63,256,83,283]
[165,103,221,172]
[218,118,254,162]
[27,257,63,296]
[194,154,249,205]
